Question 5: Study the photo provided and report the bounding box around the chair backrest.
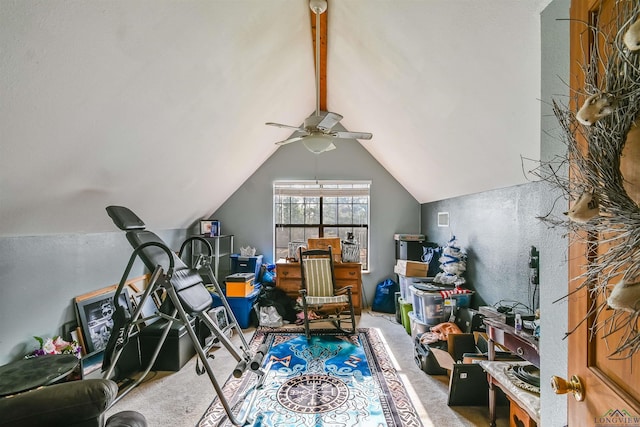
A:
[299,246,336,297]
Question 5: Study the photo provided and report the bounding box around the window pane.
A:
[274,204,283,225]
[291,202,304,224]
[275,202,291,224]
[275,227,289,243]
[275,248,288,261]
[323,202,337,224]
[323,227,338,238]
[353,204,368,225]
[304,228,319,241]
[353,227,368,249]
[275,227,290,260]
[338,204,352,224]
[290,228,306,243]
[305,202,319,224]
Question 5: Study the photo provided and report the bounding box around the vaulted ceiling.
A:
[1,0,554,237]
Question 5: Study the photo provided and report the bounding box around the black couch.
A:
[0,379,147,427]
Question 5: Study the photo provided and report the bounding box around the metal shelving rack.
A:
[192,234,234,282]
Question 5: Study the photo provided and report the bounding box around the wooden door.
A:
[568,1,640,425]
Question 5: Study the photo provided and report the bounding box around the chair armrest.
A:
[0,379,118,427]
[335,286,352,295]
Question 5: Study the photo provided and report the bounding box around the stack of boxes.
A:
[394,234,429,334]
[210,254,263,329]
[395,234,454,338]
[225,272,256,297]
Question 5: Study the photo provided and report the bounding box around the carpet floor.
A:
[106,310,509,426]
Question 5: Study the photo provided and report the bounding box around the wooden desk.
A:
[484,318,540,427]
[275,261,362,315]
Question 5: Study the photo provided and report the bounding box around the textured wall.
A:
[421,182,544,309]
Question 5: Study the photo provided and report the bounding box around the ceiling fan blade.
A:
[332,131,373,140]
[275,136,306,146]
[266,122,305,131]
[316,112,343,132]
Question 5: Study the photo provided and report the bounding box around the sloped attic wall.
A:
[209,136,421,305]
[0,0,313,238]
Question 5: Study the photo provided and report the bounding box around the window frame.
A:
[273,180,370,271]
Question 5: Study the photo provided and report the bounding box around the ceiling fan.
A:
[266,0,373,154]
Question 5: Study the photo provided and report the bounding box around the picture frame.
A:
[200,220,213,235]
[200,219,221,236]
[75,287,132,355]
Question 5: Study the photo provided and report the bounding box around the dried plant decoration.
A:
[530,1,640,359]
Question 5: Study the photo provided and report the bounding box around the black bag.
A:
[372,279,399,313]
[414,336,448,375]
[256,285,297,323]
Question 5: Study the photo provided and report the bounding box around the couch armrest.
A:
[0,379,118,427]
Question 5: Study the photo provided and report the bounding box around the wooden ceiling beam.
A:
[310,4,328,112]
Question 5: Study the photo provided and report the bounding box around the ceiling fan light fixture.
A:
[265,0,372,152]
[309,0,327,14]
[303,133,334,154]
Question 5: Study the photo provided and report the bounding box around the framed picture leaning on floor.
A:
[75,286,132,355]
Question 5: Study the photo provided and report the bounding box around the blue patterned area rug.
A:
[198,327,423,427]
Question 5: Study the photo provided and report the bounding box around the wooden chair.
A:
[298,246,356,340]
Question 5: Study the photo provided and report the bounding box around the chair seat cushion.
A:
[306,295,349,305]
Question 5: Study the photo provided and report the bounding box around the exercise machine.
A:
[102,206,269,426]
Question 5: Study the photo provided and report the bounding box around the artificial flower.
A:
[28,336,82,359]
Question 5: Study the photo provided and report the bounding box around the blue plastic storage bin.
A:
[230,254,263,280]
[210,286,260,329]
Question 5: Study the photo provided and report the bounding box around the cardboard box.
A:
[394,233,425,241]
[307,237,342,261]
[307,237,341,253]
[431,347,455,371]
[394,260,429,277]
[225,273,255,297]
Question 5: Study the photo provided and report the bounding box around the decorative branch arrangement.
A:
[530,1,640,359]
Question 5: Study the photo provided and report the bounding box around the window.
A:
[274,180,370,270]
